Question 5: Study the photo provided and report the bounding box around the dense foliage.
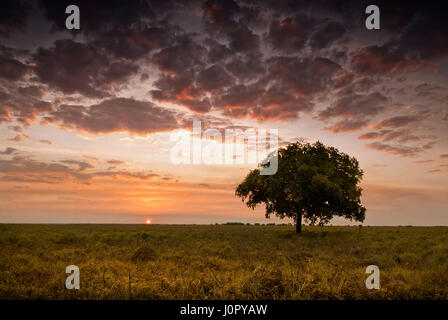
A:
[236,141,366,232]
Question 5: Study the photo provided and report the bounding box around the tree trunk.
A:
[296,212,302,234]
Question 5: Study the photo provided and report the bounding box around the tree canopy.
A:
[235,141,366,233]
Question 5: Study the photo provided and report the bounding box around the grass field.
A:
[0,224,447,299]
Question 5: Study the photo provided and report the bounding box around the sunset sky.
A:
[0,0,447,225]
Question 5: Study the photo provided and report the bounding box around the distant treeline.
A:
[219,222,293,226]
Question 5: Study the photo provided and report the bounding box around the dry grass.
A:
[0,224,447,299]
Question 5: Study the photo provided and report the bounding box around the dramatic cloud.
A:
[150,71,212,113]
[351,45,436,75]
[196,65,234,92]
[266,56,343,97]
[45,97,180,134]
[309,21,346,50]
[92,26,175,60]
[204,38,232,63]
[152,37,206,75]
[265,14,317,53]
[17,86,44,98]
[210,56,343,121]
[0,0,446,156]
[0,56,28,81]
[0,0,447,225]
[224,53,265,80]
[0,86,53,125]
[32,40,139,98]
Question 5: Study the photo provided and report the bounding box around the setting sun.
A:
[146,220,151,224]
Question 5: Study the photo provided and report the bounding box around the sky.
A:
[0,0,447,225]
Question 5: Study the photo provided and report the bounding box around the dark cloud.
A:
[0,92,54,125]
[225,53,265,80]
[358,130,401,141]
[214,82,313,121]
[151,72,196,100]
[0,88,9,102]
[39,0,154,34]
[266,56,342,97]
[17,86,44,98]
[204,56,344,121]
[365,142,424,157]
[152,37,206,74]
[374,115,422,129]
[310,21,346,50]
[318,92,388,128]
[0,56,28,81]
[250,88,312,121]
[0,155,162,183]
[0,147,20,155]
[371,0,420,32]
[150,71,212,113]
[213,84,262,118]
[351,45,436,76]
[93,25,175,60]
[265,14,318,53]
[0,0,446,155]
[196,65,233,92]
[204,38,232,63]
[0,0,32,35]
[324,119,367,133]
[396,2,448,60]
[32,39,139,98]
[45,97,180,134]
[228,24,260,54]
[358,129,437,146]
[202,0,241,34]
[0,45,29,59]
[202,0,262,58]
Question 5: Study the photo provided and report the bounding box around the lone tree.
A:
[236,141,366,233]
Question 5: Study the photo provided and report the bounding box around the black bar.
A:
[0,300,444,318]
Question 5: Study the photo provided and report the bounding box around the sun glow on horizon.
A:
[146,219,151,224]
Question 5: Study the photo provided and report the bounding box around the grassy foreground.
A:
[0,224,447,299]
